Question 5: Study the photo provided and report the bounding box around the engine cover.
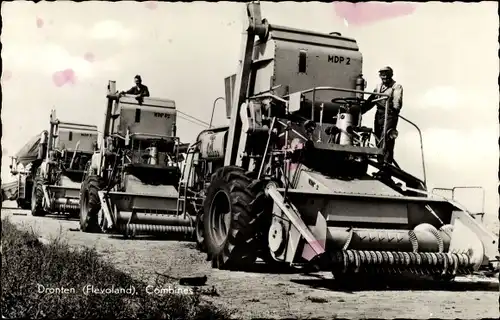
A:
[200,131,226,160]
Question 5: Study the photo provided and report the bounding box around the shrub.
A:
[1,217,230,319]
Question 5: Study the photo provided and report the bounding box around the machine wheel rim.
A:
[80,189,89,225]
[31,185,37,212]
[196,213,205,245]
[208,190,232,248]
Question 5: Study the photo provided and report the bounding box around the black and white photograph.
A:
[1,1,498,319]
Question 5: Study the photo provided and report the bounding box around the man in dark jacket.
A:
[362,66,403,166]
[121,75,150,101]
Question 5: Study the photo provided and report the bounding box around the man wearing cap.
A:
[362,66,403,166]
[121,75,150,101]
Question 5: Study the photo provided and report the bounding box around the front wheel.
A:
[203,166,271,270]
[31,176,47,217]
[80,175,104,233]
[195,211,207,252]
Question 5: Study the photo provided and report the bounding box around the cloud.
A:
[89,20,137,42]
[419,86,460,110]
[396,126,497,180]
[60,24,87,40]
[3,43,94,80]
[417,86,499,112]
[42,44,94,78]
[424,127,496,161]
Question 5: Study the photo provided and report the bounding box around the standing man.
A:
[121,75,150,101]
[362,66,403,166]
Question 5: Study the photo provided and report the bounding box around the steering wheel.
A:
[331,97,364,106]
[331,97,365,112]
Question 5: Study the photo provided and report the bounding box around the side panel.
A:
[117,103,176,137]
[247,26,363,103]
[251,40,277,96]
[56,129,98,152]
[273,38,363,103]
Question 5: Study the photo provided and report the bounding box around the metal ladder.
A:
[176,145,199,218]
[18,175,26,199]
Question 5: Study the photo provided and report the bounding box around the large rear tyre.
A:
[31,176,47,217]
[203,166,268,270]
[80,175,104,233]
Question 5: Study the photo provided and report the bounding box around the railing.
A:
[398,115,427,185]
[129,133,178,140]
[285,86,389,138]
[432,186,486,217]
[282,85,389,147]
[283,86,428,184]
[209,97,225,128]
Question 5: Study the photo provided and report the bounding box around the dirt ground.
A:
[1,205,498,319]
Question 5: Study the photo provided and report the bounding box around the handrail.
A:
[129,133,179,140]
[432,186,485,215]
[288,86,391,157]
[283,86,391,98]
[296,87,427,186]
[57,121,98,129]
[398,114,427,185]
[258,85,428,186]
[209,97,225,128]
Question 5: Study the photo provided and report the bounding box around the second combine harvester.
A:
[82,2,497,280]
[79,84,191,236]
[30,110,98,217]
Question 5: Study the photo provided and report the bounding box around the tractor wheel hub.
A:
[268,220,286,254]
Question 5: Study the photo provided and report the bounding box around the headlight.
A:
[388,128,398,140]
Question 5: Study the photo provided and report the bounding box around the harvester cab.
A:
[184,1,498,279]
[79,81,193,237]
[31,110,98,218]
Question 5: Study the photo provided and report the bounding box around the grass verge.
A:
[1,217,230,319]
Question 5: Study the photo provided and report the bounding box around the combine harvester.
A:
[30,110,98,218]
[85,2,497,280]
[79,84,191,235]
[3,131,47,209]
[187,2,498,279]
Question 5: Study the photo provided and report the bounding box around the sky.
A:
[1,1,498,232]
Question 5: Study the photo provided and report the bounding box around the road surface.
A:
[1,206,498,319]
